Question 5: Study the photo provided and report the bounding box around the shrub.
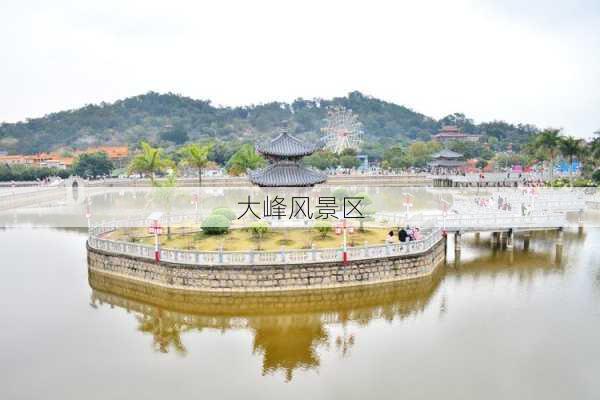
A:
[212,207,236,221]
[314,220,332,238]
[593,169,600,185]
[250,221,269,237]
[201,214,230,235]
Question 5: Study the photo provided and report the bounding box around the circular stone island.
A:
[87,218,446,292]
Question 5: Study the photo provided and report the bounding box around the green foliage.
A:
[201,214,231,235]
[226,144,266,175]
[0,165,70,182]
[314,220,332,238]
[332,188,350,203]
[303,150,339,170]
[72,152,114,178]
[382,145,410,169]
[0,91,538,155]
[448,140,494,160]
[160,125,189,144]
[212,207,236,221]
[548,177,596,187]
[592,170,600,185]
[179,143,211,185]
[340,154,360,169]
[128,141,172,180]
[250,221,269,237]
[407,141,442,167]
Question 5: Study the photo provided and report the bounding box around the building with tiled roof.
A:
[429,149,466,173]
[432,126,480,143]
[249,126,326,187]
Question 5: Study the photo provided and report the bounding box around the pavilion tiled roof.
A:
[431,149,464,159]
[256,130,324,157]
[248,162,327,187]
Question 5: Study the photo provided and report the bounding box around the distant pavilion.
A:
[429,149,466,174]
[432,126,480,143]
[248,127,327,187]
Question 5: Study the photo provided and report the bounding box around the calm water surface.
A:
[1,227,599,399]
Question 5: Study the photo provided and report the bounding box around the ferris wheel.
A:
[321,106,363,154]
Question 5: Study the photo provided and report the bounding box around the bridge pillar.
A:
[474,232,480,243]
[454,231,462,253]
[491,232,499,245]
[578,210,584,235]
[523,231,531,251]
[506,229,514,251]
[556,227,564,247]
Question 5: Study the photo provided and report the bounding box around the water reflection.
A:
[89,268,442,381]
[88,237,568,381]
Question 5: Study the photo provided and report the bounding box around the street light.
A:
[440,199,450,231]
[148,212,163,262]
[403,193,414,222]
[336,219,354,265]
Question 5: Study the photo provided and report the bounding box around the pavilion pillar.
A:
[578,210,584,235]
[474,232,480,243]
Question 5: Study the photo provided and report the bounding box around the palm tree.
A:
[127,141,170,182]
[226,144,266,176]
[179,143,211,186]
[559,136,583,182]
[533,129,561,179]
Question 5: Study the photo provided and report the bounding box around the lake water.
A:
[1,227,599,399]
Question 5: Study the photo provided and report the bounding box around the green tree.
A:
[250,221,269,250]
[160,125,189,144]
[529,129,561,178]
[382,145,409,169]
[128,141,172,181]
[559,136,584,182]
[179,143,211,186]
[226,144,266,176]
[73,152,114,178]
[304,150,338,170]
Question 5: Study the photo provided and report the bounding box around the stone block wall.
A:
[87,237,446,292]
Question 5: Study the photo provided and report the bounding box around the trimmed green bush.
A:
[212,207,236,221]
[201,214,231,235]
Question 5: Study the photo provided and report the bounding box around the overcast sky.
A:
[1,0,599,138]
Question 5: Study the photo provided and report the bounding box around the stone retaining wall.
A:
[87,237,446,292]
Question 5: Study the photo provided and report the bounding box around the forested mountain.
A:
[0,91,537,156]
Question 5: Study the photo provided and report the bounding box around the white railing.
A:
[376,211,569,231]
[88,216,443,266]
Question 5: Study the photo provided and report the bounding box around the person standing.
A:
[398,227,408,242]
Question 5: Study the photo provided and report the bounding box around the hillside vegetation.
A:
[0,91,537,155]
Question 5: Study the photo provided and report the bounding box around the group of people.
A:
[386,226,422,243]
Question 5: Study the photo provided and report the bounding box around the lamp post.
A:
[440,199,449,231]
[403,193,413,223]
[85,197,92,233]
[336,219,354,265]
[148,212,163,262]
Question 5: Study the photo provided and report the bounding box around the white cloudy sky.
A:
[1,0,599,137]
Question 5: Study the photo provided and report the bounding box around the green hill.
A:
[0,90,537,156]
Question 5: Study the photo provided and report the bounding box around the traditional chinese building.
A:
[432,126,480,143]
[429,149,466,174]
[249,127,327,187]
